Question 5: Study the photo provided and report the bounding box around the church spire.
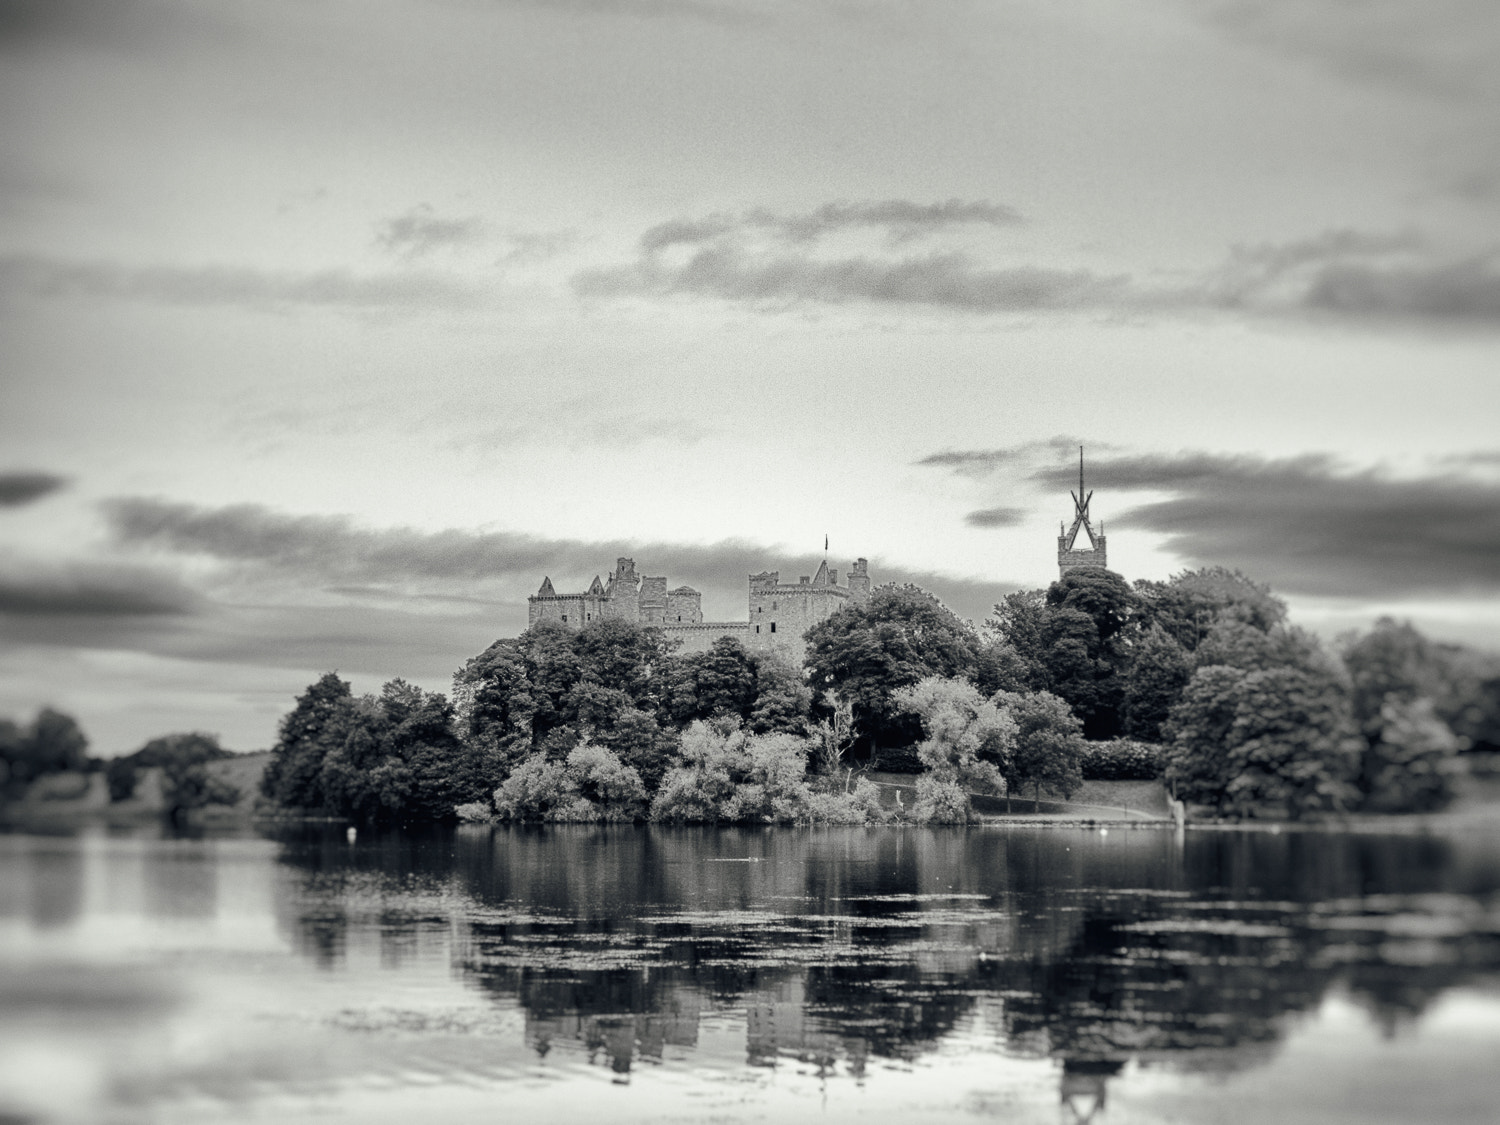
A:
[1057,446,1107,578]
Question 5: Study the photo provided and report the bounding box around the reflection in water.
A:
[265,824,1500,1105]
[2,823,1499,1123]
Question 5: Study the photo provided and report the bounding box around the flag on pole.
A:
[824,535,828,552]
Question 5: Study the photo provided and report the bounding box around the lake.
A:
[2,823,1499,1124]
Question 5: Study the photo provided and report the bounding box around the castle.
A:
[529,556,872,660]
[1057,447,1107,578]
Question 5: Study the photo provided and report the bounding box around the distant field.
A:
[861,771,1170,821]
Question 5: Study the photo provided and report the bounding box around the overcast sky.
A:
[2,0,1499,754]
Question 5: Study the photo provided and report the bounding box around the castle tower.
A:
[1058,447,1107,578]
[847,558,871,604]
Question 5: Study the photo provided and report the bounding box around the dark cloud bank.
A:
[103,497,1017,623]
[925,445,1500,600]
[0,470,67,506]
[0,498,1022,679]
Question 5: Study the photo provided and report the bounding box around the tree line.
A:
[0,713,242,821]
[258,565,1500,825]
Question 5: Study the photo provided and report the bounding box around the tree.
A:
[985,589,1051,690]
[1041,570,1139,738]
[317,679,489,823]
[661,637,759,726]
[994,690,1086,806]
[1122,624,1192,742]
[1360,698,1461,813]
[813,691,854,776]
[747,653,813,735]
[451,639,538,775]
[1195,619,1333,677]
[111,732,237,817]
[893,677,1011,823]
[1046,568,1139,644]
[1135,567,1286,652]
[1340,618,1446,738]
[262,672,358,810]
[1164,664,1362,819]
[573,618,677,712]
[1160,666,1246,807]
[805,584,987,758]
[1,708,91,799]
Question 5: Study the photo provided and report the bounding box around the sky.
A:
[2,0,1499,755]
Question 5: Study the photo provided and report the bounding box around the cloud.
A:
[1201,0,1500,101]
[964,507,1027,529]
[499,229,579,264]
[919,444,1500,599]
[1302,258,1500,321]
[1206,231,1500,322]
[577,245,1126,310]
[374,205,487,259]
[1065,452,1500,599]
[0,561,197,616]
[918,438,1092,479]
[101,496,1022,628]
[582,210,1500,325]
[0,254,482,311]
[0,0,213,52]
[639,199,1023,252]
[0,470,67,507]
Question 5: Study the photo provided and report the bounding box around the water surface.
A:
[2,823,1498,1123]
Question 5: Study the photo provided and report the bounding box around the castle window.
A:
[562,614,568,623]
[770,622,776,633]
[772,601,778,610]
[755,625,760,634]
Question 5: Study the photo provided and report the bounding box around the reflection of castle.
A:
[529,555,872,658]
[526,995,703,1077]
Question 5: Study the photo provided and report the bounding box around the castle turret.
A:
[847,558,871,604]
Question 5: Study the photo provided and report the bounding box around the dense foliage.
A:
[247,566,1499,826]
[804,584,998,757]
[0,708,90,801]
[893,678,1012,823]
[1077,738,1164,781]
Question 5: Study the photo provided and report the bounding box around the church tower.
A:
[1057,447,1107,578]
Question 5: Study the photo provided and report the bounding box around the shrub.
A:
[1078,738,1165,780]
[893,677,1009,822]
[649,720,882,825]
[455,801,495,823]
[802,777,888,825]
[492,742,647,823]
[912,775,972,823]
[493,755,571,821]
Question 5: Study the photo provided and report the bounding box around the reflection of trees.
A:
[264,821,1500,1090]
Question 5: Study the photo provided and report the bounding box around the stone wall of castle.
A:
[527,555,871,659]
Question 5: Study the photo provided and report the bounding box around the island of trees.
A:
[252,566,1500,826]
[5,566,1495,827]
